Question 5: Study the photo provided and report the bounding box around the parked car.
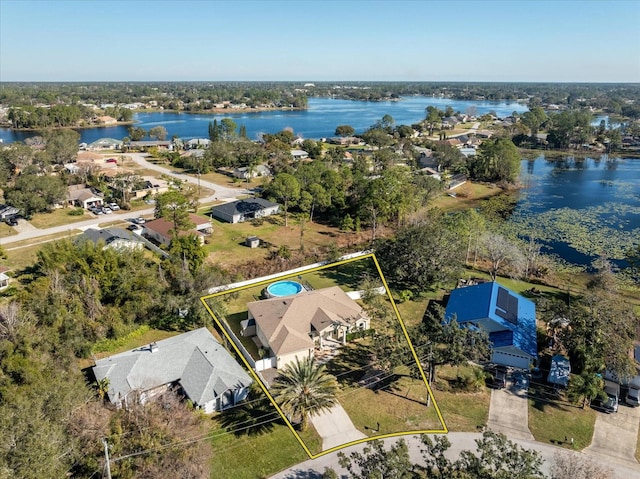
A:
[90,206,103,215]
[5,216,18,227]
[106,158,117,164]
[625,376,640,407]
[593,380,619,413]
[133,217,146,224]
[108,203,120,211]
[127,224,142,232]
[102,207,113,214]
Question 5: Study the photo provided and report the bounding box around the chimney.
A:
[150,342,158,353]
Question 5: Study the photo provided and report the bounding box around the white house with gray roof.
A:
[211,198,280,224]
[93,328,252,413]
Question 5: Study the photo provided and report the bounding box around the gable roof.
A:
[445,282,537,358]
[144,213,211,240]
[212,198,279,218]
[80,228,145,248]
[248,286,366,356]
[93,328,252,406]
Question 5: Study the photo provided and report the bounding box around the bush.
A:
[68,208,85,216]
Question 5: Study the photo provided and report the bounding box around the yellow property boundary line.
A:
[200,252,448,459]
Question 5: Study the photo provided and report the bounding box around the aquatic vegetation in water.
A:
[507,203,640,261]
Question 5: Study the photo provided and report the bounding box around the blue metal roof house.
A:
[445,282,538,369]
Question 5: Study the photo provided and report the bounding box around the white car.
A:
[102,207,113,214]
[108,203,120,211]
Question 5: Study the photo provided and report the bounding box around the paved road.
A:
[126,152,251,201]
[269,431,639,478]
[0,153,250,246]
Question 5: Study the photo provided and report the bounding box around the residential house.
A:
[0,204,20,220]
[232,164,271,180]
[211,198,280,224]
[92,328,253,413]
[245,286,370,369]
[87,138,122,151]
[130,176,170,199]
[128,140,172,150]
[290,149,309,160]
[0,266,11,290]
[185,138,211,149]
[79,228,146,252]
[143,213,212,246]
[444,282,537,369]
[66,184,103,209]
[460,147,477,158]
[96,115,117,125]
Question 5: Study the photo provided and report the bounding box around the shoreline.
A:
[0,105,307,133]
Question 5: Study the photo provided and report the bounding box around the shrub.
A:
[68,208,85,216]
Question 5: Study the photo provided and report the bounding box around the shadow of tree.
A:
[217,386,283,436]
[324,342,372,387]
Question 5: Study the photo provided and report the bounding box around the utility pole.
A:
[102,438,112,479]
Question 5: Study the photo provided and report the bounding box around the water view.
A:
[509,155,640,267]
[0,96,528,144]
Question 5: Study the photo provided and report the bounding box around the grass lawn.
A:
[201,214,348,269]
[339,375,442,436]
[0,223,17,238]
[301,255,379,292]
[209,421,313,479]
[432,182,503,213]
[4,231,82,270]
[528,397,596,450]
[432,365,491,432]
[29,208,93,228]
[394,296,431,329]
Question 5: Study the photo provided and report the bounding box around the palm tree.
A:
[271,356,339,431]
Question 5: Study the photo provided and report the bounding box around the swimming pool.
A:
[266,280,304,298]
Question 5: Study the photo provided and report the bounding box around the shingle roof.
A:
[248,286,366,356]
[212,198,279,218]
[93,328,252,407]
[80,228,145,247]
[144,213,211,240]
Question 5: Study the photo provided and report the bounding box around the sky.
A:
[1,0,639,83]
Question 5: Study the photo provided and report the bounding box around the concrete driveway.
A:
[584,403,640,466]
[310,403,366,450]
[487,383,534,441]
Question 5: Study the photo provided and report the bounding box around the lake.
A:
[508,155,640,268]
[0,96,528,144]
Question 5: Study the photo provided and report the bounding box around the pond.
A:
[507,155,640,268]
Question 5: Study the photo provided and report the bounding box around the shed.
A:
[245,236,260,248]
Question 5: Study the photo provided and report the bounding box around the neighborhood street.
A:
[269,430,640,479]
[0,153,251,247]
[270,373,640,478]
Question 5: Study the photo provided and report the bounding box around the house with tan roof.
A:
[143,213,212,246]
[66,184,103,209]
[245,286,370,369]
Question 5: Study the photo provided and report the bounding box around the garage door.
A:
[492,351,531,370]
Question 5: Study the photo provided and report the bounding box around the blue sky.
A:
[1,0,639,82]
